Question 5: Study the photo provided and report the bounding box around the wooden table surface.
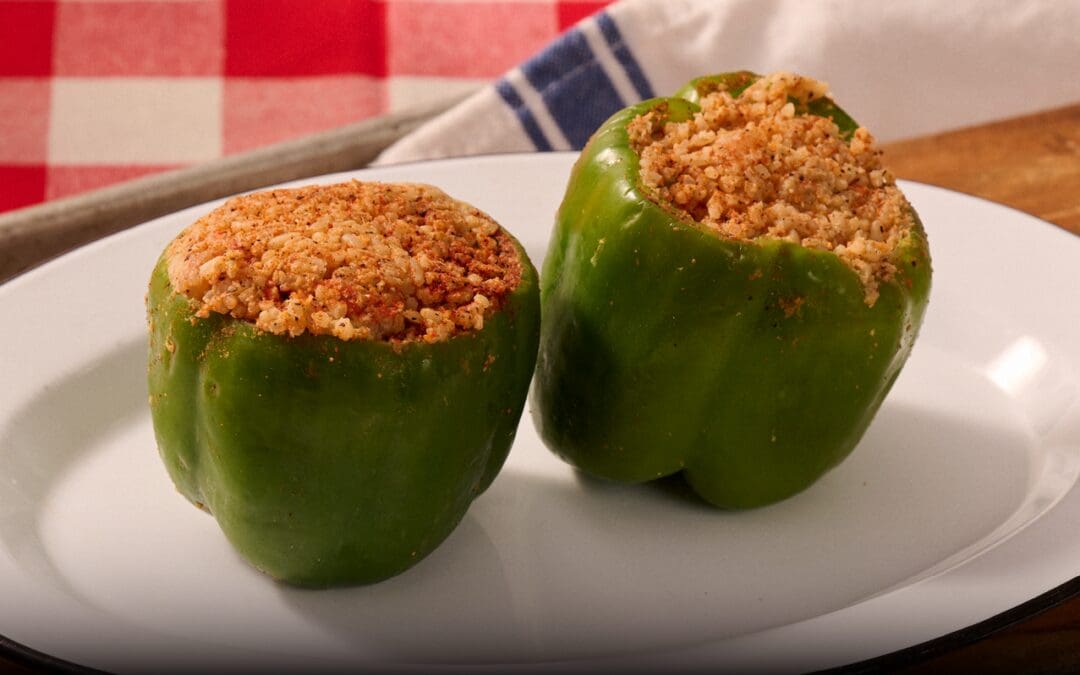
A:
[1,103,1078,674]
[884,104,1080,236]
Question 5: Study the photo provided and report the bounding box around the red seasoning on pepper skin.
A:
[628,72,913,306]
[166,181,522,343]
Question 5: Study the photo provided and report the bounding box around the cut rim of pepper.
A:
[166,181,524,344]
[628,71,918,306]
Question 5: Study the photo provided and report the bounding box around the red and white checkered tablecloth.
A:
[0,0,613,214]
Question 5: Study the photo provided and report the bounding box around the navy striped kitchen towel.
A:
[375,0,1080,164]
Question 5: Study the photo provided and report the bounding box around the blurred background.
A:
[0,0,612,213]
[0,0,1076,220]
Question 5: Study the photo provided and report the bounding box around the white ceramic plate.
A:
[2,153,1079,673]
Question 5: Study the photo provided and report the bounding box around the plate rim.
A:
[5,150,1080,294]
[5,576,1080,674]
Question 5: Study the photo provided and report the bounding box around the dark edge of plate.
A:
[813,575,1080,674]
[2,576,1080,674]
[0,634,107,674]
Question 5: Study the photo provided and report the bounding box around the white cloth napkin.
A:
[376,0,1079,165]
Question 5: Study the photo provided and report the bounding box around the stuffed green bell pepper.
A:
[147,181,539,587]
[533,71,931,508]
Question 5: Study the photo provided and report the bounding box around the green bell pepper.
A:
[532,72,931,508]
[147,234,539,587]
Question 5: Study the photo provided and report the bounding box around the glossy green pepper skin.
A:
[532,72,931,508]
[147,238,539,587]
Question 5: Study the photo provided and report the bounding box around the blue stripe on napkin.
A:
[494,80,553,151]
[494,10,655,151]
[521,28,624,148]
[596,12,654,100]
